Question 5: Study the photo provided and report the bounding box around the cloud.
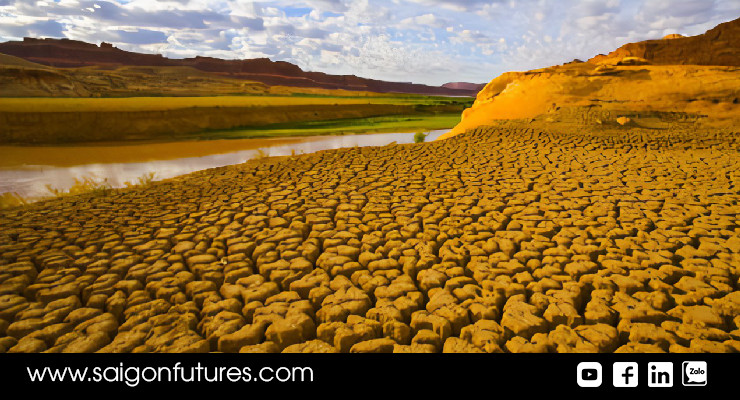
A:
[636,0,719,30]
[109,29,168,45]
[0,19,65,38]
[399,13,448,28]
[0,0,737,85]
[405,0,507,12]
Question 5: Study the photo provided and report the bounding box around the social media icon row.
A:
[577,361,707,387]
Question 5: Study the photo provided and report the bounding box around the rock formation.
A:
[589,17,739,66]
[441,17,740,139]
[0,38,480,97]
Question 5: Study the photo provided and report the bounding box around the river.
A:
[0,130,447,200]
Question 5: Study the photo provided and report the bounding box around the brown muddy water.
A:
[0,130,446,200]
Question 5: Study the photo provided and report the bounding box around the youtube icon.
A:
[583,369,598,380]
[577,362,602,387]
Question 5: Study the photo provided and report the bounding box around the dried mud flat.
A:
[1,122,739,353]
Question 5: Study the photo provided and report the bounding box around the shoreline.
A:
[0,128,450,206]
[0,95,470,145]
[0,125,453,169]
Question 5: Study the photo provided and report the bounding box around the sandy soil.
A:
[0,122,739,353]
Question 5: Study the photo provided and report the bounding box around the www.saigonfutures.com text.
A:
[26,363,314,387]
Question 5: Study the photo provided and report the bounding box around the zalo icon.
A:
[682,361,707,386]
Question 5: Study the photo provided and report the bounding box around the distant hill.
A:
[0,37,480,97]
[0,52,53,69]
[442,82,486,91]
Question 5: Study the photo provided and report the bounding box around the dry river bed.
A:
[1,123,739,353]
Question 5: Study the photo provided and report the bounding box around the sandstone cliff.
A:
[589,17,740,66]
[441,17,740,139]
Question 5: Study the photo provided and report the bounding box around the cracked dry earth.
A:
[1,123,740,354]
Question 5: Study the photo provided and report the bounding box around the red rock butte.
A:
[0,37,481,97]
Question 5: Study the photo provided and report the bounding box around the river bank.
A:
[0,129,448,202]
[0,95,470,144]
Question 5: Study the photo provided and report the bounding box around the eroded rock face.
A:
[0,121,739,353]
[589,18,740,66]
[441,63,739,139]
[441,18,740,140]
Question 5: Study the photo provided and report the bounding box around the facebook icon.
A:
[613,362,639,387]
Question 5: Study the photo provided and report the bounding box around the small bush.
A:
[124,171,157,188]
[0,172,160,210]
[0,192,28,210]
[45,176,111,198]
[414,131,428,143]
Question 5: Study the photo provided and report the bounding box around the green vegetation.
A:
[195,114,461,140]
[0,173,160,210]
[0,192,28,209]
[123,171,157,188]
[0,95,473,113]
[0,95,470,144]
[414,131,428,143]
[0,176,111,209]
[42,176,111,198]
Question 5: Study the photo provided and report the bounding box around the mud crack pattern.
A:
[1,123,739,353]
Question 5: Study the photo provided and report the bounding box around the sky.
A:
[0,0,738,86]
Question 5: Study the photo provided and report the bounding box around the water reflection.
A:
[0,130,446,199]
